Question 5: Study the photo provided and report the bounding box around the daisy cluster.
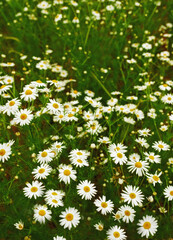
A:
[0,0,172,239]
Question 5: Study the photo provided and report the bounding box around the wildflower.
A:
[44,189,65,201]
[107,225,126,240]
[147,171,162,186]
[58,165,77,184]
[161,94,173,104]
[14,220,24,230]
[121,185,144,207]
[94,222,104,231]
[163,185,173,201]
[13,109,34,126]
[144,152,161,163]
[152,141,170,152]
[32,164,52,179]
[33,205,52,224]
[119,205,136,223]
[77,180,97,200]
[137,215,158,238]
[23,181,45,199]
[2,98,21,116]
[59,207,81,230]
[37,149,54,164]
[94,196,114,215]
[0,140,14,162]
[127,159,149,176]
[20,87,38,101]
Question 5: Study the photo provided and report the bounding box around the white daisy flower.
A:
[70,157,89,168]
[69,149,90,161]
[13,109,34,126]
[77,180,97,200]
[163,185,173,201]
[59,207,81,230]
[37,149,54,164]
[51,141,65,153]
[144,152,161,163]
[147,171,162,186]
[32,164,52,179]
[14,220,24,230]
[94,195,114,215]
[20,87,38,101]
[118,205,136,223]
[45,197,64,208]
[127,159,149,176]
[152,141,170,152]
[58,165,77,184]
[137,215,158,238]
[3,98,21,116]
[46,99,63,114]
[109,143,127,153]
[33,205,52,224]
[107,225,127,240]
[0,141,13,162]
[23,181,45,199]
[94,222,104,231]
[121,185,144,207]
[161,94,173,104]
[44,189,65,201]
[129,153,140,161]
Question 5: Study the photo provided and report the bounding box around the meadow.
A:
[0,0,173,239]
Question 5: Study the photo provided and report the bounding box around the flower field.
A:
[0,0,172,239]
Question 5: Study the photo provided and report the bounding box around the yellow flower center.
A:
[113,232,120,238]
[98,225,103,230]
[168,97,171,101]
[0,85,6,89]
[20,114,27,120]
[38,168,45,174]
[63,169,71,176]
[143,222,151,229]
[39,210,46,216]
[65,213,74,221]
[9,100,15,106]
[56,145,61,148]
[53,103,59,109]
[149,155,154,160]
[163,84,168,87]
[170,191,173,196]
[59,114,63,118]
[30,187,38,192]
[18,224,23,229]
[124,210,130,216]
[129,193,136,199]
[25,89,32,95]
[0,149,6,156]
[101,202,108,208]
[52,199,58,203]
[52,192,58,196]
[37,80,42,83]
[73,90,78,94]
[77,159,83,163]
[83,186,90,192]
[77,152,83,155]
[158,144,163,149]
[117,153,123,158]
[68,113,73,117]
[153,175,159,181]
[135,162,142,168]
[41,151,48,157]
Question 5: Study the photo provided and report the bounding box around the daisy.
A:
[44,189,65,201]
[53,236,66,240]
[33,205,52,224]
[20,87,38,101]
[65,112,78,122]
[113,211,122,222]
[127,159,149,176]
[98,136,111,144]
[163,185,173,201]
[77,180,97,200]
[107,225,126,240]
[13,109,34,126]
[3,98,21,116]
[147,171,162,186]
[152,141,170,152]
[94,222,104,231]
[69,149,90,161]
[0,141,13,162]
[135,137,149,148]
[58,165,77,184]
[23,181,45,199]
[45,197,64,208]
[110,151,127,165]
[37,149,54,164]
[0,84,12,94]
[137,215,158,238]
[85,120,103,135]
[144,152,161,163]
[94,196,114,215]
[46,99,63,114]
[53,112,66,123]
[161,94,173,104]
[32,164,52,179]
[14,220,24,230]
[138,128,151,137]
[70,157,89,168]
[59,207,81,230]
[51,141,65,153]
[129,153,140,161]
[109,143,127,153]
[118,205,136,223]
[121,185,144,207]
